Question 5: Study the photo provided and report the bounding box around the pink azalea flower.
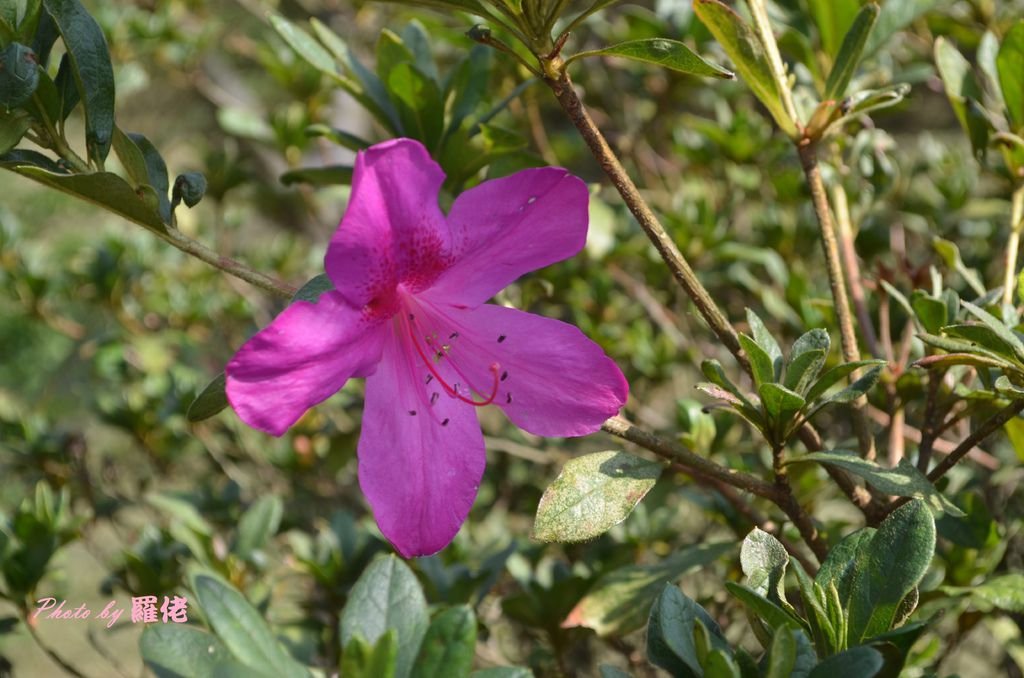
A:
[225,138,628,557]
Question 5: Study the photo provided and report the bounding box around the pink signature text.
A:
[33,596,189,628]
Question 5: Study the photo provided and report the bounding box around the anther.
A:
[430,392,439,405]
[407,317,501,407]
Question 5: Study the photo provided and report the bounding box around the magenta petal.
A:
[428,168,589,306]
[324,139,451,309]
[358,328,485,558]
[226,291,386,436]
[416,301,628,437]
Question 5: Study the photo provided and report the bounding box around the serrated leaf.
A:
[340,555,429,678]
[140,624,233,678]
[646,584,728,678]
[233,495,283,560]
[571,38,733,79]
[998,21,1024,132]
[187,373,228,423]
[790,451,962,517]
[533,451,662,543]
[565,542,734,637]
[42,0,115,162]
[411,606,476,678]
[847,500,935,643]
[824,3,879,100]
[190,571,311,677]
[693,0,796,137]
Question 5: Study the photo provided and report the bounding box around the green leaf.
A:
[941,574,1024,613]
[740,528,789,603]
[747,308,783,380]
[961,300,1024,359]
[268,14,336,74]
[704,649,741,678]
[387,61,444,151]
[340,555,429,678]
[910,291,949,335]
[998,21,1024,133]
[190,570,311,677]
[145,493,213,536]
[598,666,631,678]
[54,52,78,119]
[692,0,797,137]
[701,359,748,403]
[765,626,797,678]
[863,0,940,56]
[847,500,935,643]
[566,542,735,637]
[445,45,491,135]
[112,128,171,222]
[304,124,372,151]
[934,37,990,158]
[824,3,879,100]
[843,83,910,118]
[725,583,803,645]
[805,360,885,404]
[41,0,115,163]
[790,560,838,656]
[758,383,806,432]
[290,274,334,304]
[187,373,228,423]
[233,495,283,561]
[790,451,963,517]
[569,38,734,79]
[808,646,884,678]
[0,108,31,155]
[341,632,398,678]
[739,334,774,388]
[933,238,986,296]
[784,349,826,397]
[279,165,353,187]
[806,0,860,57]
[646,584,728,678]
[140,624,233,678]
[411,606,476,678]
[2,163,167,233]
[532,450,662,543]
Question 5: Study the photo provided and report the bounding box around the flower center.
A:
[405,312,500,408]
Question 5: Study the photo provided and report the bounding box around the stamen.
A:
[407,315,500,407]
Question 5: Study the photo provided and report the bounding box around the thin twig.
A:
[544,69,748,374]
[865,405,999,470]
[798,141,877,462]
[832,183,880,357]
[886,399,1024,515]
[157,227,297,299]
[25,618,89,678]
[602,416,827,560]
[1002,185,1024,307]
[916,369,944,472]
